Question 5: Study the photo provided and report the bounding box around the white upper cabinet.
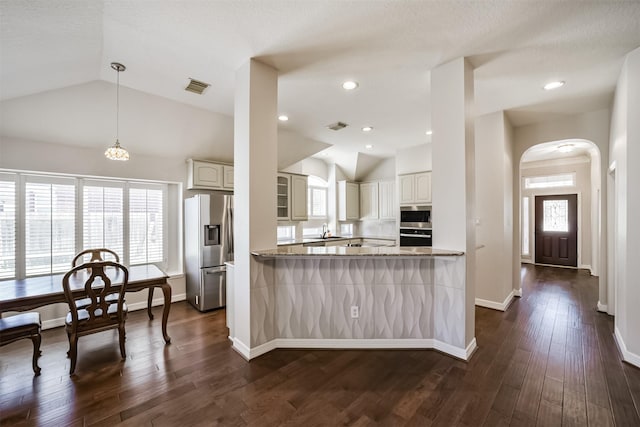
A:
[399,174,415,205]
[359,180,395,221]
[290,174,308,221]
[338,180,360,221]
[223,165,234,189]
[414,172,431,204]
[187,159,233,191]
[277,174,290,220]
[359,182,379,220]
[278,173,308,221]
[378,180,396,220]
[399,171,431,205]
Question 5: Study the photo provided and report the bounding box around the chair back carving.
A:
[62,261,128,333]
[72,248,120,267]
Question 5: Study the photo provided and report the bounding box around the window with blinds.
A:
[0,175,16,279]
[83,184,124,257]
[129,187,164,265]
[0,171,168,280]
[307,175,328,219]
[25,179,76,276]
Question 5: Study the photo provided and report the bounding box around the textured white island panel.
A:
[233,252,474,361]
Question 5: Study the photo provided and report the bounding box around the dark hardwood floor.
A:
[1,264,639,426]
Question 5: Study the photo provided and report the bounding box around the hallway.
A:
[1,265,639,425]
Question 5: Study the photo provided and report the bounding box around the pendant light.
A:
[105,62,130,161]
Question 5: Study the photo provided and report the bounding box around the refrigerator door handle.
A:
[204,266,226,274]
[226,199,234,258]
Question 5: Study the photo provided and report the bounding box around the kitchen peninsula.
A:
[227,246,476,361]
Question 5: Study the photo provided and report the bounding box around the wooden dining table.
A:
[0,264,172,343]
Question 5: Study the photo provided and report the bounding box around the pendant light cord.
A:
[116,67,120,143]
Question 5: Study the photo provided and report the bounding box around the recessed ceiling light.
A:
[342,80,359,90]
[557,144,574,153]
[543,81,565,90]
[365,144,373,149]
[278,115,289,121]
[362,126,373,132]
[426,130,433,135]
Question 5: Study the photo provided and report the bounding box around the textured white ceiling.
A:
[1,0,639,160]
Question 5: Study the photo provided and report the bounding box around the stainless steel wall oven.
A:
[400,206,432,247]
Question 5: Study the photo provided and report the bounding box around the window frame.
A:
[0,170,171,280]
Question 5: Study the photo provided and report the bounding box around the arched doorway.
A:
[516,139,605,307]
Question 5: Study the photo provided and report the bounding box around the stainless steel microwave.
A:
[400,206,431,227]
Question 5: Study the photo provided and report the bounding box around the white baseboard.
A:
[127,292,186,311]
[614,327,640,368]
[42,317,66,330]
[579,264,592,274]
[597,301,608,312]
[475,290,516,311]
[235,338,475,361]
[514,288,523,297]
[231,337,276,360]
[41,292,186,331]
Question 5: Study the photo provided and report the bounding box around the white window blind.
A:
[129,187,164,265]
[309,187,327,217]
[83,184,124,257]
[0,175,16,279]
[307,176,328,219]
[25,179,76,276]
[0,170,171,280]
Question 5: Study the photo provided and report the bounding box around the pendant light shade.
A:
[105,62,130,161]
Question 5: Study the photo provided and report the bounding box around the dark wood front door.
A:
[535,194,578,267]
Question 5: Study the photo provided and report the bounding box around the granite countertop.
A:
[252,246,463,258]
[277,236,396,246]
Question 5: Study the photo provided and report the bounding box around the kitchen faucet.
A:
[321,223,328,239]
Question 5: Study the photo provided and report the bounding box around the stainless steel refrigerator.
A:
[184,194,233,311]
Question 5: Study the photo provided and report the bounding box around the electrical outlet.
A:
[350,305,359,319]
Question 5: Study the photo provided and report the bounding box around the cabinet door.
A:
[191,161,223,189]
[338,181,360,221]
[359,182,378,220]
[290,174,308,221]
[399,174,415,205]
[378,180,396,220]
[277,174,290,220]
[415,172,432,204]
[346,182,360,220]
[223,165,234,189]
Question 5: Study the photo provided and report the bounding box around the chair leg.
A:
[66,331,71,357]
[31,334,42,376]
[68,334,78,375]
[119,325,126,359]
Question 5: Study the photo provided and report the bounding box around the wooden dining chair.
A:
[72,249,121,308]
[0,312,42,375]
[72,248,120,266]
[62,261,129,375]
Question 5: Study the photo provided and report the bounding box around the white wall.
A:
[0,81,235,162]
[396,143,432,175]
[475,111,514,310]
[361,157,395,181]
[281,157,329,182]
[608,47,640,367]
[513,109,609,303]
[520,157,592,270]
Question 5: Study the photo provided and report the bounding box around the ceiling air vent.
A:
[327,121,348,131]
[185,78,210,95]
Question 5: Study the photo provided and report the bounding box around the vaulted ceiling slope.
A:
[1,0,639,162]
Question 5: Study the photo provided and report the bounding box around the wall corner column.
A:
[431,57,477,353]
[233,59,278,358]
